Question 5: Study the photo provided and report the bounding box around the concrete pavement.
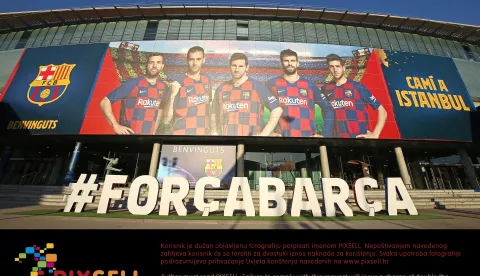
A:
[1,204,480,229]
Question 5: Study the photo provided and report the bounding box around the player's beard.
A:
[283,66,297,76]
[146,68,160,79]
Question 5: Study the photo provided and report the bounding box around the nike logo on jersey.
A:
[187,88,194,93]
[277,89,286,94]
[139,89,147,94]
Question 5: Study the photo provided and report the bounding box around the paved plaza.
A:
[1,204,480,229]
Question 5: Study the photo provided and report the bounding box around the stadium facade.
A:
[0,3,480,192]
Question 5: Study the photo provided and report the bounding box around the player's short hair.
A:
[280,49,298,61]
[229,53,248,66]
[187,46,205,58]
[326,54,345,66]
[147,53,163,63]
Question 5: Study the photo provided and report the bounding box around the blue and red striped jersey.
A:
[168,74,212,135]
[321,79,381,138]
[106,76,168,135]
[266,76,334,137]
[212,78,280,136]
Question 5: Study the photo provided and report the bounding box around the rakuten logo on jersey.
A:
[137,98,160,108]
[331,100,354,109]
[188,95,209,105]
[223,102,249,112]
[279,97,308,107]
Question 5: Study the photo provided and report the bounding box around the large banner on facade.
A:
[0,40,476,141]
[0,44,108,134]
[157,144,236,187]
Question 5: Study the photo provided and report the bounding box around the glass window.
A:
[304,23,317,43]
[112,21,126,41]
[167,20,180,40]
[25,29,40,48]
[346,26,360,46]
[15,31,32,49]
[214,20,226,40]
[178,20,192,40]
[202,19,214,40]
[413,34,428,54]
[385,31,400,51]
[90,23,106,43]
[336,25,349,45]
[80,24,96,44]
[40,28,57,47]
[7,31,23,49]
[61,25,77,45]
[454,41,468,59]
[156,20,169,40]
[236,21,248,40]
[101,22,116,42]
[366,28,381,48]
[51,26,67,46]
[248,20,260,41]
[144,21,158,41]
[404,33,418,53]
[325,24,339,45]
[271,21,283,42]
[133,20,147,41]
[376,29,391,50]
[225,20,237,40]
[438,38,452,57]
[421,36,437,55]
[430,37,445,56]
[190,19,203,40]
[0,33,7,48]
[468,44,480,61]
[69,24,86,44]
[282,22,294,42]
[357,27,371,47]
[32,29,48,48]
[394,32,410,52]
[294,22,306,43]
[42,27,58,47]
[1,32,16,50]
[315,23,327,44]
[122,21,137,41]
[446,40,462,58]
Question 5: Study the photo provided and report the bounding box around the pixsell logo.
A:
[15,243,57,275]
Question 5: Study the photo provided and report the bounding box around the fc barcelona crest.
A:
[345,90,353,97]
[205,158,223,177]
[27,63,76,107]
[300,89,308,96]
[242,91,251,99]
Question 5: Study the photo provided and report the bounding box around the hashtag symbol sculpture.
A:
[64,174,99,213]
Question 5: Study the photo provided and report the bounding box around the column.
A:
[64,142,82,184]
[237,143,245,177]
[394,147,412,189]
[459,148,480,189]
[320,145,330,178]
[149,142,162,177]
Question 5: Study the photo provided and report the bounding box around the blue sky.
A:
[1,0,478,25]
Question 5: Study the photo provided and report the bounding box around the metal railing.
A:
[17,171,38,191]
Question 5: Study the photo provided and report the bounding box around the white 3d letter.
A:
[386,177,418,216]
[194,177,220,215]
[127,175,159,215]
[291,178,322,217]
[97,175,126,214]
[322,178,353,217]
[259,177,287,216]
[353,177,383,214]
[224,177,255,216]
[158,177,189,216]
